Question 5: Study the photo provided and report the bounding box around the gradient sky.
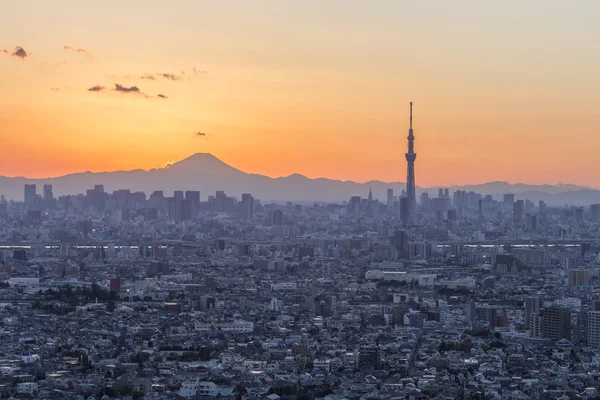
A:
[1,0,599,187]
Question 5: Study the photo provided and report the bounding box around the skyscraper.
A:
[405,102,416,223]
[24,184,36,205]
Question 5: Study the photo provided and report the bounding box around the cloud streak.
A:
[88,85,105,92]
[193,132,212,139]
[64,45,93,59]
[160,73,183,81]
[157,94,168,99]
[113,84,151,98]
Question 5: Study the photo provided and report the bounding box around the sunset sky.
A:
[1,1,599,187]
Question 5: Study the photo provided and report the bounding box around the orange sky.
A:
[1,1,599,187]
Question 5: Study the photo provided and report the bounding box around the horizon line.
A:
[0,152,597,190]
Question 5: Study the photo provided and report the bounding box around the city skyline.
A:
[2,1,600,187]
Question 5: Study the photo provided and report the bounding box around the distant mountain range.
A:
[1,153,599,206]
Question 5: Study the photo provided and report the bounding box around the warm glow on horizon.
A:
[1,1,600,188]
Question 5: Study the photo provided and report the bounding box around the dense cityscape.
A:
[2,104,600,400]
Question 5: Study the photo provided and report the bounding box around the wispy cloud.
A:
[2,46,28,59]
[88,85,105,92]
[141,74,156,80]
[50,88,60,91]
[193,131,211,139]
[193,66,207,74]
[157,94,168,99]
[113,83,148,98]
[64,45,93,59]
[160,73,183,81]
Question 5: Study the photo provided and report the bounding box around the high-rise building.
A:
[399,197,410,226]
[503,193,515,206]
[568,270,589,286]
[109,277,121,294]
[185,191,200,214]
[575,207,584,223]
[238,193,254,219]
[167,197,182,222]
[24,184,36,205]
[391,230,409,259]
[43,184,53,201]
[536,307,571,340]
[591,204,600,223]
[404,102,417,223]
[386,188,394,210]
[272,209,284,225]
[524,297,542,327]
[349,196,361,217]
[588,311,600,347]
[181,199,193,221]
[513,200,524,229]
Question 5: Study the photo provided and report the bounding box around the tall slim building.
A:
[405,102,417,223]
[24,184,36,205]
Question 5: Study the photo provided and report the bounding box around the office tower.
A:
[43,184,53,201]
[404,102,417,223]
[239,193,254,219]
[588,311,600,347]
[24,184,36,205]
[109,277,121,294]
[524,297,542,327]
[215,191,227,212]
[478,199,483,220]
[173,190,184,201]
[185,191,200,214]
[536,307,571,340]
[167,197,182,222]
[503,193,515,206]
[438,188,444,199]
[568,270,589,286]
[149,191,166,211]
[399,196,409,226]
[420,192,429,207]
[181,199,193,221]
[447,209,457,222]
[386,188,394,210]
[349,196,361,217]
[272,209,284,225]
[513,200,524,229]
[591,204,600,222]
[390,230,409,259]
[575,207,584,222]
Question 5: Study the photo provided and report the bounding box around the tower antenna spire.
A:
[410,102,413,130]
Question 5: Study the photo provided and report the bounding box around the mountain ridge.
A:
[1,153,598,205]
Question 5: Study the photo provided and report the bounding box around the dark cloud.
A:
[194,132,211,139]
[64,45,93,59]
[113,83,148,98]
[160,73,183,81]
[157,94,168,99]
[141,74,156,80]
[88,85,105,92]
[114,83,140,93]
[12,46,27,59]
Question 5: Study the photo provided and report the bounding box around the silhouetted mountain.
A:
[1,153,599,205]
